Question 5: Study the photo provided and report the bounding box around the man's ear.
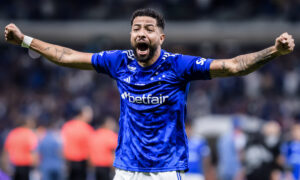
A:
[160,33,165,45]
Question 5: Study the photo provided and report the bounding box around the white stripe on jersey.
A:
[123,50,135,60]
[161,52,177,61]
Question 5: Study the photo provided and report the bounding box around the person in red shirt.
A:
[4,117,38,180]
[90,116,118,180]
[61,105,94,180]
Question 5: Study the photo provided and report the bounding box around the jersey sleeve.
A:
[91,50,123,79]
[174,54,213,81]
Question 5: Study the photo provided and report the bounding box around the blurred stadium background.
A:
[0,0,300,179]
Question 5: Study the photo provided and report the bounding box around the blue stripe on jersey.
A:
[92,49,213,172]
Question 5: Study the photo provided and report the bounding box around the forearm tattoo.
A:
[221,61,226,72]
[57,48,72,61]
[234,47,279,76]
[43,46,72,62]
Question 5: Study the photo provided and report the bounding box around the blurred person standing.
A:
[61,105,94,180]
[0,170,10,180]
[244,121,284,180]
[185,122,214,180]
[3,117,38,180]
[89,116,118,180]
[281,123,300,180]
[217,117,246,180]
[38,120,64,180]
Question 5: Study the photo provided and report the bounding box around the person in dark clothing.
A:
[244,121,284,180]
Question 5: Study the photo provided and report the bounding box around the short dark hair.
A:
[131,8,165,30]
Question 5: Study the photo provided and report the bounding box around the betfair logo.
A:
[121,92,169,105]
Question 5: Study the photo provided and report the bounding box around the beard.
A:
[132,43,157,63]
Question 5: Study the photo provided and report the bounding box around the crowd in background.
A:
[214,119,300,180]
[2,111,300,180]
[1,106,118,180]
[0,0,300,21]
[0,41,300,179]
[0,0,300,179]
[0,42,300,131]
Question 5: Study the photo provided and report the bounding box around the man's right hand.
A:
[4,23,93,70]
[4,23,24,45]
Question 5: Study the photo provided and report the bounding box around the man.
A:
[185,122,214,180]
[89,116,118,180]
[38,121,64,180]
[3,117,38,180]
[4,8,295,179]
[61,105,94,180]
[281,123,300,180]
[217,117,246,180]
[244,121,284,180]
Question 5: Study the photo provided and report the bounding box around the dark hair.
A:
[131,8,165,30]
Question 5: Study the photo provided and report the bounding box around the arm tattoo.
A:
[44,47,51,51]
[222,61,226,71]
[55,48,59,60]
[210,60,231,78]
[54,48,72,62]
[234,46,279,76]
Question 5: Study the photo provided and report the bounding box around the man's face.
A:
[292,125,300,141]
[130,16,165,63]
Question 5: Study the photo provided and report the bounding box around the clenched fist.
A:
[4,23,24,45]
[275,32,295,56]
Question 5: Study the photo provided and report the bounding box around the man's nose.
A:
[137,29,146,38]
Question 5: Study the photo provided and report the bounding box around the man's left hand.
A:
[275,32,295,56]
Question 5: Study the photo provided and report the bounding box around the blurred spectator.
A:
[244,121,284,180]
[0,45,299,143]
[281,124,300,180]
[38,121,64,180]
[217,117,246,180]
[61,105,94,180]
[89,116,118,180]
[3,117,38,180]
[0,0,300,21]
[185,122,215,180]
[0,170,10,180]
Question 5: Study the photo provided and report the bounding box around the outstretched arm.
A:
[4,23,93,70]
[210,32,295,78]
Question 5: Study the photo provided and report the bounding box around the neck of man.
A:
[137,47,161,68]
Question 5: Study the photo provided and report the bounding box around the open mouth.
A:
[136,43,149,56]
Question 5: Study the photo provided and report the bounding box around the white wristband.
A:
[21,35,33,48]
